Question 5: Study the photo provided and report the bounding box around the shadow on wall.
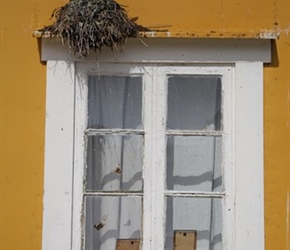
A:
[265,40,279,68]
[36,38,46,66]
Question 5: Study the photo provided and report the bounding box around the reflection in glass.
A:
[86,135,143,191]
[88,75,142,129]
[167,76,221,130]
[166,197,222,250]
[85,196,141,250]
[166,136,222,192]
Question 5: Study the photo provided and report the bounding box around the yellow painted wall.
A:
[1,0,289,249]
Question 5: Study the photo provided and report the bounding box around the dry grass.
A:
[39,0,149,57]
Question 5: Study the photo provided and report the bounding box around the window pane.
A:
[167,76,221,130]
[166,197,222,250]
[85,196,141,250]
[86,135,143,191]
[166,136,222,192]
[88,75,142,129]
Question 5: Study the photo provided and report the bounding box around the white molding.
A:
[41,38,271,63]
[234,62,264,250]
[42,61,75,250]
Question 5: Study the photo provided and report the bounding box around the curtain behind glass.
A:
[166,76,223,250]
[85,75,143,249]
[88,75,142,129]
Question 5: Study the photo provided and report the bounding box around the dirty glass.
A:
[88,75,143,129]
[165,197,222,250]
[86,134,143,191]
[166,136,222,192]
[85,196,141,250]
[167,76,221,130]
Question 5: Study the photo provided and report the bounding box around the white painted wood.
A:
[71,63,89,250]
[149,66,167,249]
[84,192,143,196]
[84,191,226,198]
[42,53,265,250]
[142,65,154,250]
[42,61,75,250]
[220,64,235,250]
[164,191,226,198]
[85,128,144,135]
[166,130,222,136]
[160,65,235,250]
[75,63,151,250]
[234,62,264,250]
[41,38,271,63]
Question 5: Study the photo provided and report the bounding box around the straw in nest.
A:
[40,0,149,57]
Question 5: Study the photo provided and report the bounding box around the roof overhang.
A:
[35,34,272,64]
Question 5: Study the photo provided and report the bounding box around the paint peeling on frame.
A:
[32,30,280,39]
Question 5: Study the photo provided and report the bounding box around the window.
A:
[74,64,233,250]
[42,38,268,250]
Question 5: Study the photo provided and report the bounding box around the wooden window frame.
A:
[41,38,269,250]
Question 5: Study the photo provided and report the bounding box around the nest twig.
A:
[39,0,149,57]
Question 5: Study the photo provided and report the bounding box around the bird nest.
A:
[39,0,149,57]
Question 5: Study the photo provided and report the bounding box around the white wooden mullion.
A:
[42,61,75,250]
[220,65,235,250]
[142,65,154,249]
[151,66,167,249]
[72,63,89,250]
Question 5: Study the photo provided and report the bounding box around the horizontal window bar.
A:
[85,129,221,136]
[166,130,222,136]
[84,191,224,198]
[164,191,225,198]
[85,128,144,136]
[84,191,143,197]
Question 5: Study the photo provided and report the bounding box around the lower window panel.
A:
[166,197,223,250]
[85,196,142,250]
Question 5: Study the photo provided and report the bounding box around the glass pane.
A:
[167,76,221,130]
[166,136,222,192]
[86,135,143,191]
[166,197,222,250]
[85,196,141,250]
[88,75,142,129]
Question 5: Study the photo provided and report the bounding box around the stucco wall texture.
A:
[1,0,289,249]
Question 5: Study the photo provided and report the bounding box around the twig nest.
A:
[40,0,148,57]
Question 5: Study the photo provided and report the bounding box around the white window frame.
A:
[41,38,269,250]
[75,64,233,250]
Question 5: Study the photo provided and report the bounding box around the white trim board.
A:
[42,60,75,250]
[41,38,271,63]
[234,62,264,249]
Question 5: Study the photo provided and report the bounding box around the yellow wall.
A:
[1,0,289,249]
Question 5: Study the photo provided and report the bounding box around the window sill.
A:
[32,30,279,39]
